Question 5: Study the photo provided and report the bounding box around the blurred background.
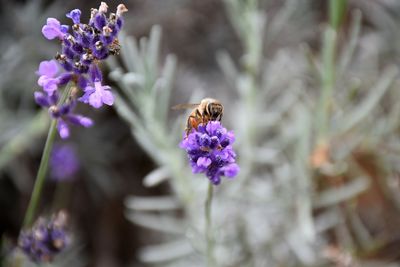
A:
[2,0,400,266]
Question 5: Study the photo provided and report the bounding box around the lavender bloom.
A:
[180,121,239,185]
[50,145,79,181]
[36,60,59,95]
[35,2,126,137]
[66,9,81,24]
[34,91,93,139]
[79,65,114,108]
[18,211,69,263]
[79,80,114,108]
[42,18,68,40]
[52,2,127,77]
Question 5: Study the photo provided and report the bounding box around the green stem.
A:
[22,119,58,228]
[22,84,73,228]
[317,27,336,142]
[205,182,216,267]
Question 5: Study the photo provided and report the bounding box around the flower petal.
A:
[66,9,81,24]
[197,157,211,168]
[42,18,64,40]
[67,115,94,128]
[57,120,70,139]
[101,90,114,106]
[34,92,50,107]
[37,60,58,77]
[88,90,103,108]
[222,164,239,178]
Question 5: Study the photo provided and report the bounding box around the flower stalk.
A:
[205,182,215,267]
[23,84,73,228]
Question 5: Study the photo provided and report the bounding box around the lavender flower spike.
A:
[18,211,69,262]
[180,121,239,185]
[35,3,127,138]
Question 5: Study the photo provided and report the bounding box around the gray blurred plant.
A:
[111,0,400,267]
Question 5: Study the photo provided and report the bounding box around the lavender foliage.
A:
[18,211,69,263]
[180,121,239,185]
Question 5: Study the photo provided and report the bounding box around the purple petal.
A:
[66,9,81,24]
[197,157,211,168]
[206,121,221,135]
[58,73,73,85]
[78,76,88,89]
[222,164,239,178]
[50,92,60,105]
[88,91,102,108]
[60,25,69,33]
[94,14,106,30]
[34,92,50,107]
[42,18,65,40]
[78,89,92,104]
[59,103,71,116]
[101,90,114,106]
[210,175,221,185]
[38,76,58,95]
[57,120,70,139]
[67,115,93,127]
[37,60,58,77]
[89,64,102,83]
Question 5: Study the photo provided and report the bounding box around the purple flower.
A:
[35,3,127,138]
[180,121,239,185]
[66,9,81,24]
[34,91,93,139]
[49,3,128,76]
[79,80,114,108]
[42,18,68,40]
[50,144,79,181]
[18,211,69,262]
[37,60,59,95]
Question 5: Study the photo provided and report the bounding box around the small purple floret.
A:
[79,80,114,108]
[37,60,59,95]
[66,9,81,24]
[180,121,239,185]
[42,18,68,40]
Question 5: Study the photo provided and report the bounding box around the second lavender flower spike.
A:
[180,121,239,185]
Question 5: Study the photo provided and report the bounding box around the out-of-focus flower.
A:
[180,121,239,185]
[34,2,128,138]
[50,145,79,181]
[18,211,69,263]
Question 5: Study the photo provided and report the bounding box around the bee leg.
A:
[185,115,197,136]
[196,109,204,124]
[217,113,223,121]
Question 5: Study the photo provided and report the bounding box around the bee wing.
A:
[171,103,199,110]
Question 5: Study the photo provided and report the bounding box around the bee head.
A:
[207,102,223,121]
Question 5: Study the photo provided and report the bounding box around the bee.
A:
[172,98,224,135]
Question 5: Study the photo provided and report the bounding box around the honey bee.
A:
[172,98,224,135]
